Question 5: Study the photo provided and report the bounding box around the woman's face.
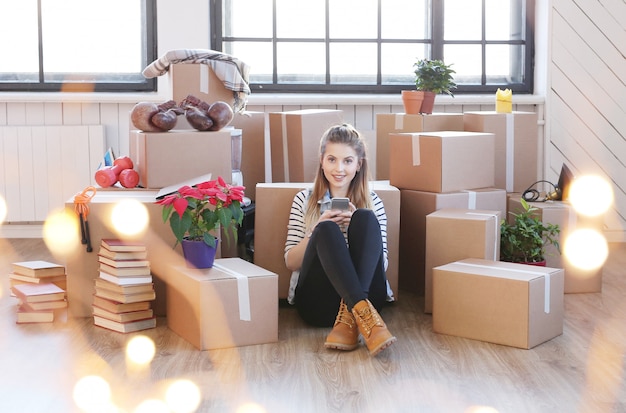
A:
[321,142,361,196]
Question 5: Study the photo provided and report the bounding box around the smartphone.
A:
[330,197,350,211]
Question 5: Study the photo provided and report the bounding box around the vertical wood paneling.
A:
[0,102,7,125]
[6,103,26,125]
[24,103,45,125]
[43,103,63,124]
[31,127,50,221]
[17,127,35,221]
[62,102,82,125]
[1,128,19,221]
[44,127,65,216]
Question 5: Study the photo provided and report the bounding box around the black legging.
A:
[294,208,388,327]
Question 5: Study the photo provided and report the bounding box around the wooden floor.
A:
[1,238,625,413]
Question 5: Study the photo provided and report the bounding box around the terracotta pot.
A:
[419,91,436,114]
[401,90,424,114]
[181,238,219,269]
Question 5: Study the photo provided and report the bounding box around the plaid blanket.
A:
[143,49,251,112]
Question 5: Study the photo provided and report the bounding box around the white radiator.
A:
[0,125,105,223]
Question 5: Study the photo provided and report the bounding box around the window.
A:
[212,0,534,94]
[0,0,157,92]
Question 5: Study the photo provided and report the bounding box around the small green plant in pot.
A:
[411,59,457,114]
[500,198,561,264]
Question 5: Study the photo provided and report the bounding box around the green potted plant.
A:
[156,176,245,268]
[402,59,457,115]
[500,198,561,265]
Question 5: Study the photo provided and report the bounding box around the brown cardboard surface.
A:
[269,109,344,182]
[376,113,464,180]
[507,195,604,293]
[399,188,506,295]
[432,258,564,349]
[424,208,501,313]
[130,129,232,189]
[254,181,400,300]
[463,111,538,193]
[166,258,278,350]
[389,131,495,193]
[169,63,235,109]
[229,111,266,201]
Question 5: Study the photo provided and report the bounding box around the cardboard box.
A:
[463,111,538,193]
[169,63,235,110]
[269,109,344,182]
[424,208,501,313]
[507,196,604,293]
[389,131,495,193]
[254,181,400,299]
[432,258,564,349]
[166,258,278,350]
[130,129,232,189]
[376,113,464,180]
[399,188,506,295]
[229,111,267,201]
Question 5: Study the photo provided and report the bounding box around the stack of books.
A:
[93,239,156,333]
[9,261,68,323]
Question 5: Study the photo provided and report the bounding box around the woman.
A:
[284,123,396,356]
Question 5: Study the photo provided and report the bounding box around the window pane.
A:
[41,0,143,78]
[381,0,430,39]
[444,44,482,84]
[224,41,274,84]
[0,0,39,79]
[223,0,273,37]
[486,44,524,84]
[276,42,325,83]
[329,0,377,39]
[381,43,430,84]
[486,0,525,41]
[330,43,377,84]
[276,0,325,38]
[444,0,482,40]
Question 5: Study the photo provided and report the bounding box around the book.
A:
[98,255,150,268]
[92,305,154,323]
[98,246,148,261]
[94,278,154,295]
[99,263,151,277]
[19,299,68,311]
[16,305,54,324]
[92,295,151,314]
[93,315,156,333]
[9,272,67,284]
[11,283,66,303]
[93,287,156,304]
[98,271,152,286]
[11,260,65,277]
[101,239,147,252]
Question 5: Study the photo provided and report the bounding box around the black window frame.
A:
[0,0,158,93]
[211,0,535,94]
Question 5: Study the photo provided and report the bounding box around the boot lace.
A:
[334,302,355,328]
[355,305,383,337]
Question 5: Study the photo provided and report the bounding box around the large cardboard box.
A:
[507,196,604,293]
[130,129,232,189]
[399,188,506,295]
[463,111,538,192]
[169,63,235,109]
[166,258,278,350]
[424,208,501,313]
[376,113,464,180]
[229,111,267,201]
[432,258,564,349]
[269,109,344,182]
[389,131,495,192]
[254,181,400,300]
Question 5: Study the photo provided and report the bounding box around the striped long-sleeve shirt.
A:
[284,188,394,304]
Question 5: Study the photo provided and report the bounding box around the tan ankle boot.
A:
[324,300,359,351]
[351,299,396,356]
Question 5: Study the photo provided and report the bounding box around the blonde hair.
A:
[304,123,372,230]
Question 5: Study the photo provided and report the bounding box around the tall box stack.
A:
[375,113,464,180]
[229,111,267,201]
[269,109,344,182]
[507,196,605,293]
[463,111,538,193]
[424,208,501,313]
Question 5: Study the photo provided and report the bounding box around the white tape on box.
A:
[394,114,404,130]
[213,263,252,321]
[505,113,515,192]
[463,190,477,209]
[411,134,421,166]
[281,113,290,181]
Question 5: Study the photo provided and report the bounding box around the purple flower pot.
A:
[181,239,219,269]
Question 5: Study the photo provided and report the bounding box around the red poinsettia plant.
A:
[157,176,245,248]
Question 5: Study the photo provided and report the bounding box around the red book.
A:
[11,283,65,303]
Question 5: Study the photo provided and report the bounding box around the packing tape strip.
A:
[200,64,209,94]
[465,212,499,260]
[411,134,421,166]
[462,190,478,209]
[505,113,515,192]
[394,114,404,129]
[453,261,552,314]
[281,113,290,181]
[213,263,251,321]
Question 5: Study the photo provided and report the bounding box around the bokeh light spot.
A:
[134,399,170,413]
[0,194,7,223]
[236,403,267,413]
[166,379,202,413]
[73,375,112,411]
[111,199,148,236]
[564,229,609,270]
[569,175,613,217]
[43,208,80,256]
[126,335,156,365]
